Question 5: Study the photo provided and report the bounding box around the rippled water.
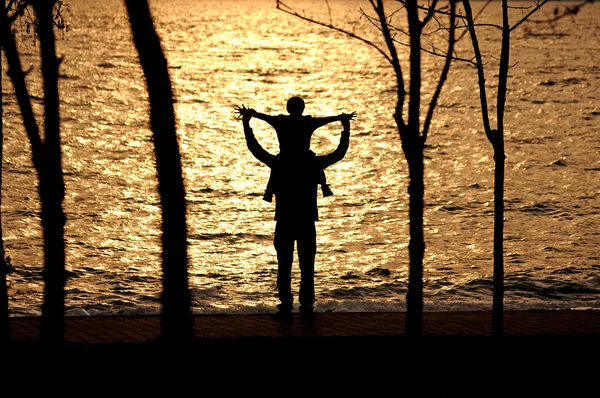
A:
[2,0,599,315]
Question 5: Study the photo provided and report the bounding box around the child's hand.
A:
[235,104,257,119]
[341,113,355,131]
[340,111,357,121]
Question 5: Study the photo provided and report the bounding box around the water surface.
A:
[2,0,599,315]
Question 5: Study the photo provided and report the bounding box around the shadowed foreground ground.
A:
[8,309,600,348]
[5,310,599,392]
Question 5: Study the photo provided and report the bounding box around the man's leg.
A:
[273,221,294,316]
[297,222,316,317]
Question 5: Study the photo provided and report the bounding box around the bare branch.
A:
[524,0,592,25]
[387,22,410,40]
[422,22,446,37]
[462,0,492,135]
[325,0,332,26]
[373,0,406,120]
[496,0,510,135]
[7,0,29,24]
[1,8,44,154]
[416,1,454,17]
[359,7,390,36]
[362,3,410,41]
[8,0,70,40]
[6,0,17,13]
[470,22,503,31]
[456,0,493,41]
[276,0,393,65]
[421,0,440,27]
[510,0,550,32]
[387,28,473,65]
[422,0,457,142]
[506,4,536,10]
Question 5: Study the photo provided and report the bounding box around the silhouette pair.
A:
[237,97,355,322]
[236,97,355,202]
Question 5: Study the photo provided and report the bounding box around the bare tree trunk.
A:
[0,76,8,343]
[31,0,67,344]
[492,143,505,336]
[0,1,9,341]
[3,1,67,343]
[462,0,515,336]
[405,141,425,336]
[404,0,425,336]
[472,0,586,336]
[491,0,511,337]
[123,0,193,343]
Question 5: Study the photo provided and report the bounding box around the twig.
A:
[524,0,592,24]
[510,0,550,31]
[422,0,457,142]
[276,0,393,65]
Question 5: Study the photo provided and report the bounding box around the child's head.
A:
[286,96,305,116]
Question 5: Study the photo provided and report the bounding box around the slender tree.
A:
[2,0,68,343]
[277,0,457,335]
[30,0,67,343]
[0,0,7,343]
[123,0,193,343]
[456,0,590,335]
[424,0,591,335]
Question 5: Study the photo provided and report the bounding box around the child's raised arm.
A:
[311,111,357,129]
[252,110,280,128]
[235,105,281,128]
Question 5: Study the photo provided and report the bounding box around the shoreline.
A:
[6,309,599,383]
[8,309,600,343]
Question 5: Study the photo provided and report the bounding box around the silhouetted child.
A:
[236,97,355,202]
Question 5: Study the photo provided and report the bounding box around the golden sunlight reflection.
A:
[2,0,598,315]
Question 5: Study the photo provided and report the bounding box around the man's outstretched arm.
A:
[318,117,351,168]
[242,114,275,167]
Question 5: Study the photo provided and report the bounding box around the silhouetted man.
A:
[240,109,352,322]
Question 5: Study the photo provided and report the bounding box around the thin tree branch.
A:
[422,0,456,142]
[7,0,29,24]
[526,0,593,24]
[5,0,17,15]
[276,0,393,65]
[510,0,550,31]
[462,0,492,136]
[416,1,452,17]
[373,0,406,125]
[361,6,410,40]
[364,8,473,66]
[497,0,510,132]
[1,9,44,154]
[359,7,394,37]
[456,0,493,41]
[421,0,440,27]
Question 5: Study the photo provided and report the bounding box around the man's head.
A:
[286,96,305,116]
